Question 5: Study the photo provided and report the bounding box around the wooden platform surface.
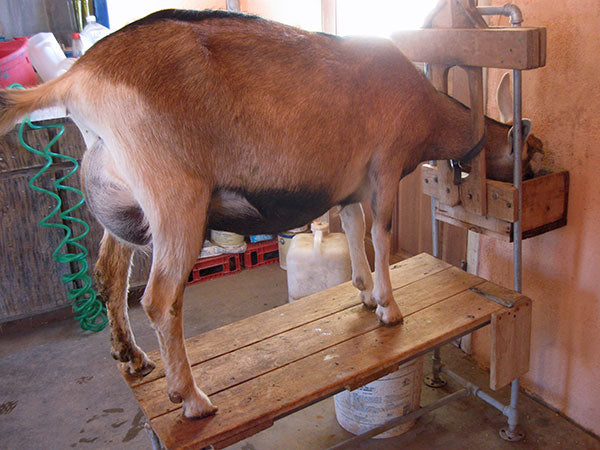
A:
[120,253,531,450]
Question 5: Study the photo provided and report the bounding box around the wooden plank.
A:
[422,164,517,222]
[211,421,274,450]
[487,179,518,222]
[451,0,488,29]
[522,171,568,233]
[459,66,486,216]
[391,28,547,70]
[133,266,485,420]
[435,212,509,241]
[490,296,532,390]
[150,289,506,450]
[437,162,461,206]
[123,253,451,387]
[436,203,511,236]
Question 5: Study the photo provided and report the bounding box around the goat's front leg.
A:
[141,186,216,419]
[370,185,403,325]
[340,203,375,308]
[95,231,155,376]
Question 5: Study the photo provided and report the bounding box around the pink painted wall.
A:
[472,0,600,435]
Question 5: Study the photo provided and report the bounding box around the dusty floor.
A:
[1,264,598,449]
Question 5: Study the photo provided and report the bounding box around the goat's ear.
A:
[497,72,513,124]
[508,119,533,152]
[521,119,532,140]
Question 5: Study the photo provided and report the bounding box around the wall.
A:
[106,0,226,31]
[242,0,322,31]
[471,0,600,436]
[0,0,74,46]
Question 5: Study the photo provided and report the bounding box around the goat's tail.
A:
[0,75,72,136]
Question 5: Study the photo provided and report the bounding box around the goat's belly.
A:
[207,187,332,235]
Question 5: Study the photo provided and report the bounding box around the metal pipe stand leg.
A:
[424,347,447,388]
[144,420,162,450]
[499,378,525,441]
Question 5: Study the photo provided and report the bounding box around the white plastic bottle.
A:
[71,33,84,58]
[81,15,111,52]
[286,221,351,302]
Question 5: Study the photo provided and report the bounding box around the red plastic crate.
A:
[187,253,242,285]
[243,238,279,269]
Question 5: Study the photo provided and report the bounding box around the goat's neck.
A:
[424,91,485,162]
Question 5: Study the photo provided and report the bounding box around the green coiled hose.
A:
[10,83,107,332]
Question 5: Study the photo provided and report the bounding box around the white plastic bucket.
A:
[210,230,244,248]
[27,33,66,82]
[334,357,424,438]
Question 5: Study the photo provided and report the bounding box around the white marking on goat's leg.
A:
[340,203,375,308]
[95,231,155,376]
[140,185,217,419]
[371,222,402,324]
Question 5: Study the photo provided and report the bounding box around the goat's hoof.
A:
[119,351,156,377]
[128,358,156,377]
[376,303,403,326]
[360,292,377,309]
[182,389,218,419]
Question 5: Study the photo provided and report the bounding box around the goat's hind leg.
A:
[340,203,375,308]
[95,231,155,376]
[140,184,217,418]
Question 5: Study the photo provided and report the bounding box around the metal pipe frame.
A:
[328,389,469,449]
[425,3,526,442]
[144,421,162,450]
[477,4,523,25]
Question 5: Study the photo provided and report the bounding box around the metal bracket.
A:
[469,287,515,308]
[500,427,525,442]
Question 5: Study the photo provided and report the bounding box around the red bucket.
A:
[0,37,38,88]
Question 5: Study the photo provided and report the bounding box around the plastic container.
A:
[334,357,424,438]
[286,221,351,302]
[71,33,84,58]
[210,229,245,249]
[277,224,309,270]
[249,234,273,243]
[0,37,37,88]
[81,15,111,49]
[27,32,67,82]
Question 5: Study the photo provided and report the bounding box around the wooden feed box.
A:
[120,253,532,449]
[422,165,569,241]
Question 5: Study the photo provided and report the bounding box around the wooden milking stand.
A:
[120,2,565,448]
[393,0,564,442]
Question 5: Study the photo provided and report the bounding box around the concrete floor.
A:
[1,264,598,449]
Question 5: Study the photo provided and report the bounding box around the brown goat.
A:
[0,10,534,418]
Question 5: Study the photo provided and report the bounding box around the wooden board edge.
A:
[490,297,532,390]
[209,421,274,450]
[391,27,547,69]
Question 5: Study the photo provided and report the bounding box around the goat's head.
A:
[484,72,544,182]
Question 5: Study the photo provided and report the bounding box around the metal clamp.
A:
[469,287,515,308]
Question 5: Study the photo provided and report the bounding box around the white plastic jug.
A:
[286,221,351,302]
[277,224,309,270]
[81,15,111,52]
[27,33,67,82]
